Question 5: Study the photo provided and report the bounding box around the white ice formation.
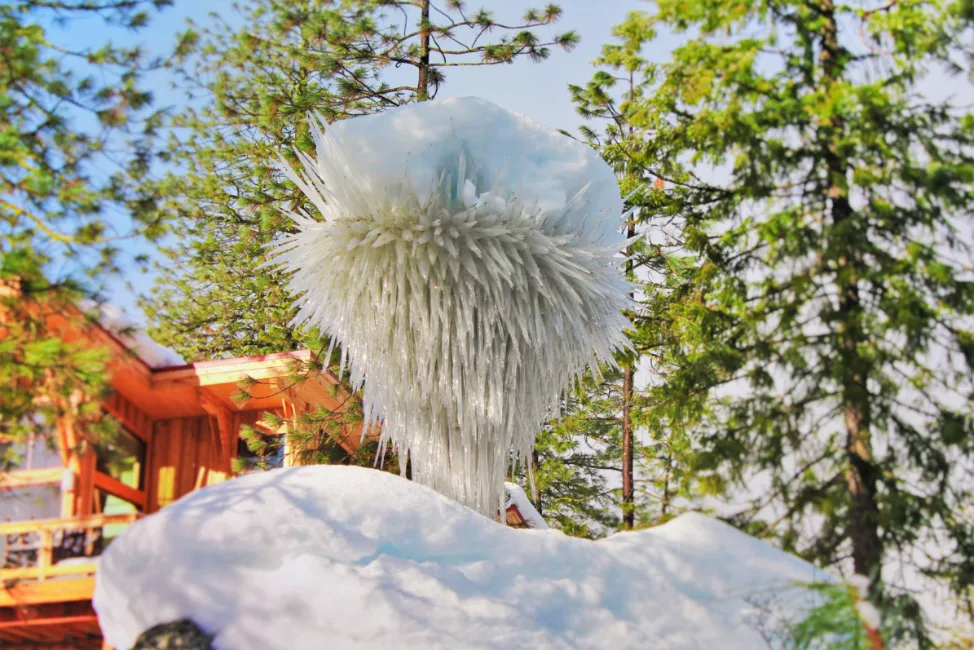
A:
[270,97,632,517]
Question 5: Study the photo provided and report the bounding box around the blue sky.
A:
[74,0,655,323]
[68,0,972,323]
[135,0,648,130]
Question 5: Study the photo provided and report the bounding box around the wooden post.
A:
[200,390,234,473]
[37,529,52,581]
[57,417,79,518]
[77,449,97,517]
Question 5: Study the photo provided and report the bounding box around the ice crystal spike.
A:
[269,97,633,517]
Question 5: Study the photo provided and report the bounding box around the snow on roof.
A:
[79,300,184,369]
[504,482,548,529]
[95,466,827,650]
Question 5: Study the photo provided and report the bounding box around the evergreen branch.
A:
[0,199,81,246]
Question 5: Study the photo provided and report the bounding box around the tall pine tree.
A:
[599,0,974,640]
[1,0,170,448]
[543,23,702,533]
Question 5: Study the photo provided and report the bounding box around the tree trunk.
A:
[417,0,431,101]
[840,281,881,581]
[531,448,542,516]
[621,215,636,530]
[622,365,634,529]
[818,0,882,586]
[661,451,672,520]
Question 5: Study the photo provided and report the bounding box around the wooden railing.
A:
[0,512,141,582]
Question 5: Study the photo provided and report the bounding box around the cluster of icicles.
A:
[271,107,633,518]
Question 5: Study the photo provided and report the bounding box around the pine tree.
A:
[526,371,627,537]
[547,22,701,532]
[143,0,578,360]
[596,0,974,639]
[1,1,169,447]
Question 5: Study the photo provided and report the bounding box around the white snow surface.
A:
[80,300,185,368]
[95,466,824,650]
[270,97,632,517]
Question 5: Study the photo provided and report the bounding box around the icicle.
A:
[267,97,633,517]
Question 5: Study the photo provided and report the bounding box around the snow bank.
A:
[270,96,632,517]
[95,466,824,650]
[80,300,185,368]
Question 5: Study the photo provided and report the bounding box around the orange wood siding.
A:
[102,391,152,443]
[148,416,230,512]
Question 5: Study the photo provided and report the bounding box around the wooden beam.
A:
[0,614,99,630]
[0,469,62,490]
[282,392,306,468]
[0,578,94,606]
[56,417,79,518]
[152,358,303,389]
[92,472,146,509]
[77,452,96,517]
[0,512,140,536]
[199,390,233,463]
[0,600,94,623]
[150,350,334,391]
[0,563,98,583]
[101,394,151,444]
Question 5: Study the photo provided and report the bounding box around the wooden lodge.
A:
[0,291,539,649]
[0,297,368,649]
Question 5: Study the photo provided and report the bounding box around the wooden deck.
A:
[0,513,140,648]
[0,513,138,583]
[0,600,101,648]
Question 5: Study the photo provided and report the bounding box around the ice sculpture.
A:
[270,97,632,517]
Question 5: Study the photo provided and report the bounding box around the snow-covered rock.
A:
[95,466,824,650]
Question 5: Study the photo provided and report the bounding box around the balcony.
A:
[0,513,140,648]
[0,512,141,585]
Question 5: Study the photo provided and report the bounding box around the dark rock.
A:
[131,619,214,650]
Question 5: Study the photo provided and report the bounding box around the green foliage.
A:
[526,372,625,537]
[538,22,705,535]
[582,0,973,637]
[1,0,169,446]
[143,0,577,361]
[231,357,398,473]
[791,582,882,650]
[1,0,171,273]
[784,579,928,650]
[0,279,111,442]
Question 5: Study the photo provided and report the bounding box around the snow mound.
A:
[80,300,184,368]
[95,466,824,650]
[270,97,632,517]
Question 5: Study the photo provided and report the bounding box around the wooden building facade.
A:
[0,303,366,649]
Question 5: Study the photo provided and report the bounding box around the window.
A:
[94,427,146,542]
[95,427,145,491]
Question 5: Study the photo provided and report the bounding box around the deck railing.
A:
[0,512,141,582]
